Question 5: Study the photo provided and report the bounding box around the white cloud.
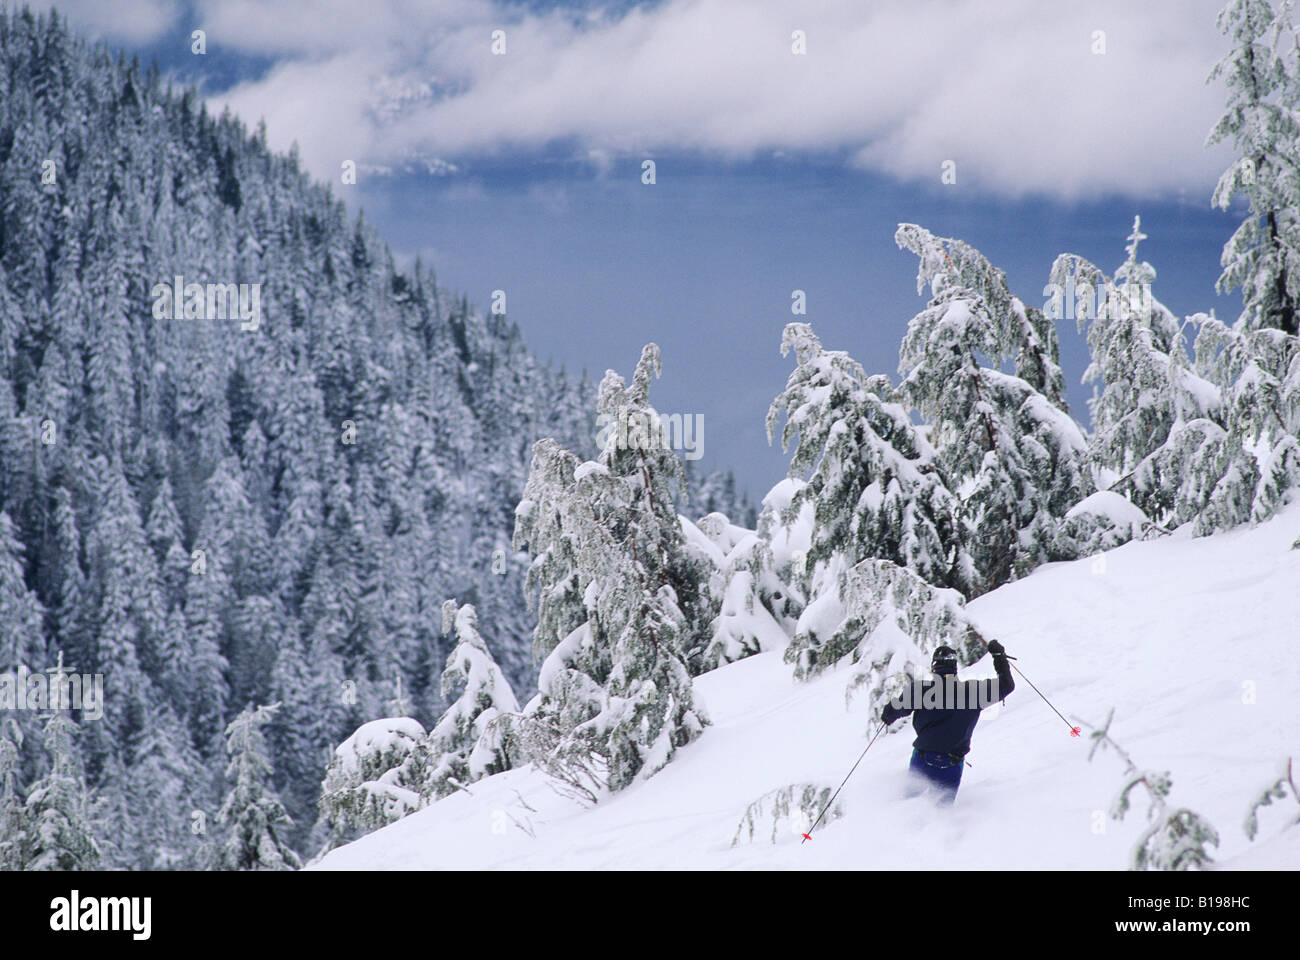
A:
[201,0,1234,199]
[27,0,181,44]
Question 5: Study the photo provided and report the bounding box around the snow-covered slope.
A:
[313,502,1300,869]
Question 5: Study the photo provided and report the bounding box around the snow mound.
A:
[1066,490,1152,534]
[331,718,426,777]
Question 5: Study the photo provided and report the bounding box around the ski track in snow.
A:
[313,501,1300,869]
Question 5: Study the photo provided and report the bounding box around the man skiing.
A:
[881,640,1014,804]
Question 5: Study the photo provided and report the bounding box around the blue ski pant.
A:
[908,748,963,804]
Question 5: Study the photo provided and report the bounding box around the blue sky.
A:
[36,0,1249,502]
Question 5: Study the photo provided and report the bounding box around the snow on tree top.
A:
[574,461,610,482]
[760,477,805,512]
[680,514,728,568]
[332,718,427,774]
[1065,491,1152,534]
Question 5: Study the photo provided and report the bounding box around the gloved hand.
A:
[987,639,1007,657]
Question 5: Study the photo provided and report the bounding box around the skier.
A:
[881,640,1014,804]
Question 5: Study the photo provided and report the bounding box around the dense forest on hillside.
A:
[0,8,750,867]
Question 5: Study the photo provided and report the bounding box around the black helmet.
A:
[931,645,958,676]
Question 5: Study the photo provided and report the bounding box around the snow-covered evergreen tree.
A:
[689,512,792,669]
[514,443,611,802]
[598,346,714,672]
[752,479,815,628]
[146,476,190,609]
[89,750,135,869]
[86,457,162,755]
[1208,0,1300,336]
[1049,219,1226,538]
[422,600,521,799]
[896,224,1091,591]
[214,704,301,871]
[267,633,328,851]
[764,321,975,679]
[1049,228,1300,542]
[767,322,970,594]
[51,487,92,673]
[1191,312,1300,531]
[24,702,99,870]
[127,704,206,869]
[184,567,231,759]
[675,475,814,674]
[514,438,589,665]
[318,716,428,850]
[515,346,708,796]
[585,347,709,789]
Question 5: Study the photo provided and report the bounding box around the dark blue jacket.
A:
[881,654,1014,759]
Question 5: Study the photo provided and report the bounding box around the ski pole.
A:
[1007,660,1080,737]
[802,720,887,843]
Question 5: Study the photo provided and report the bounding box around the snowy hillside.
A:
[313,500,1300,869]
